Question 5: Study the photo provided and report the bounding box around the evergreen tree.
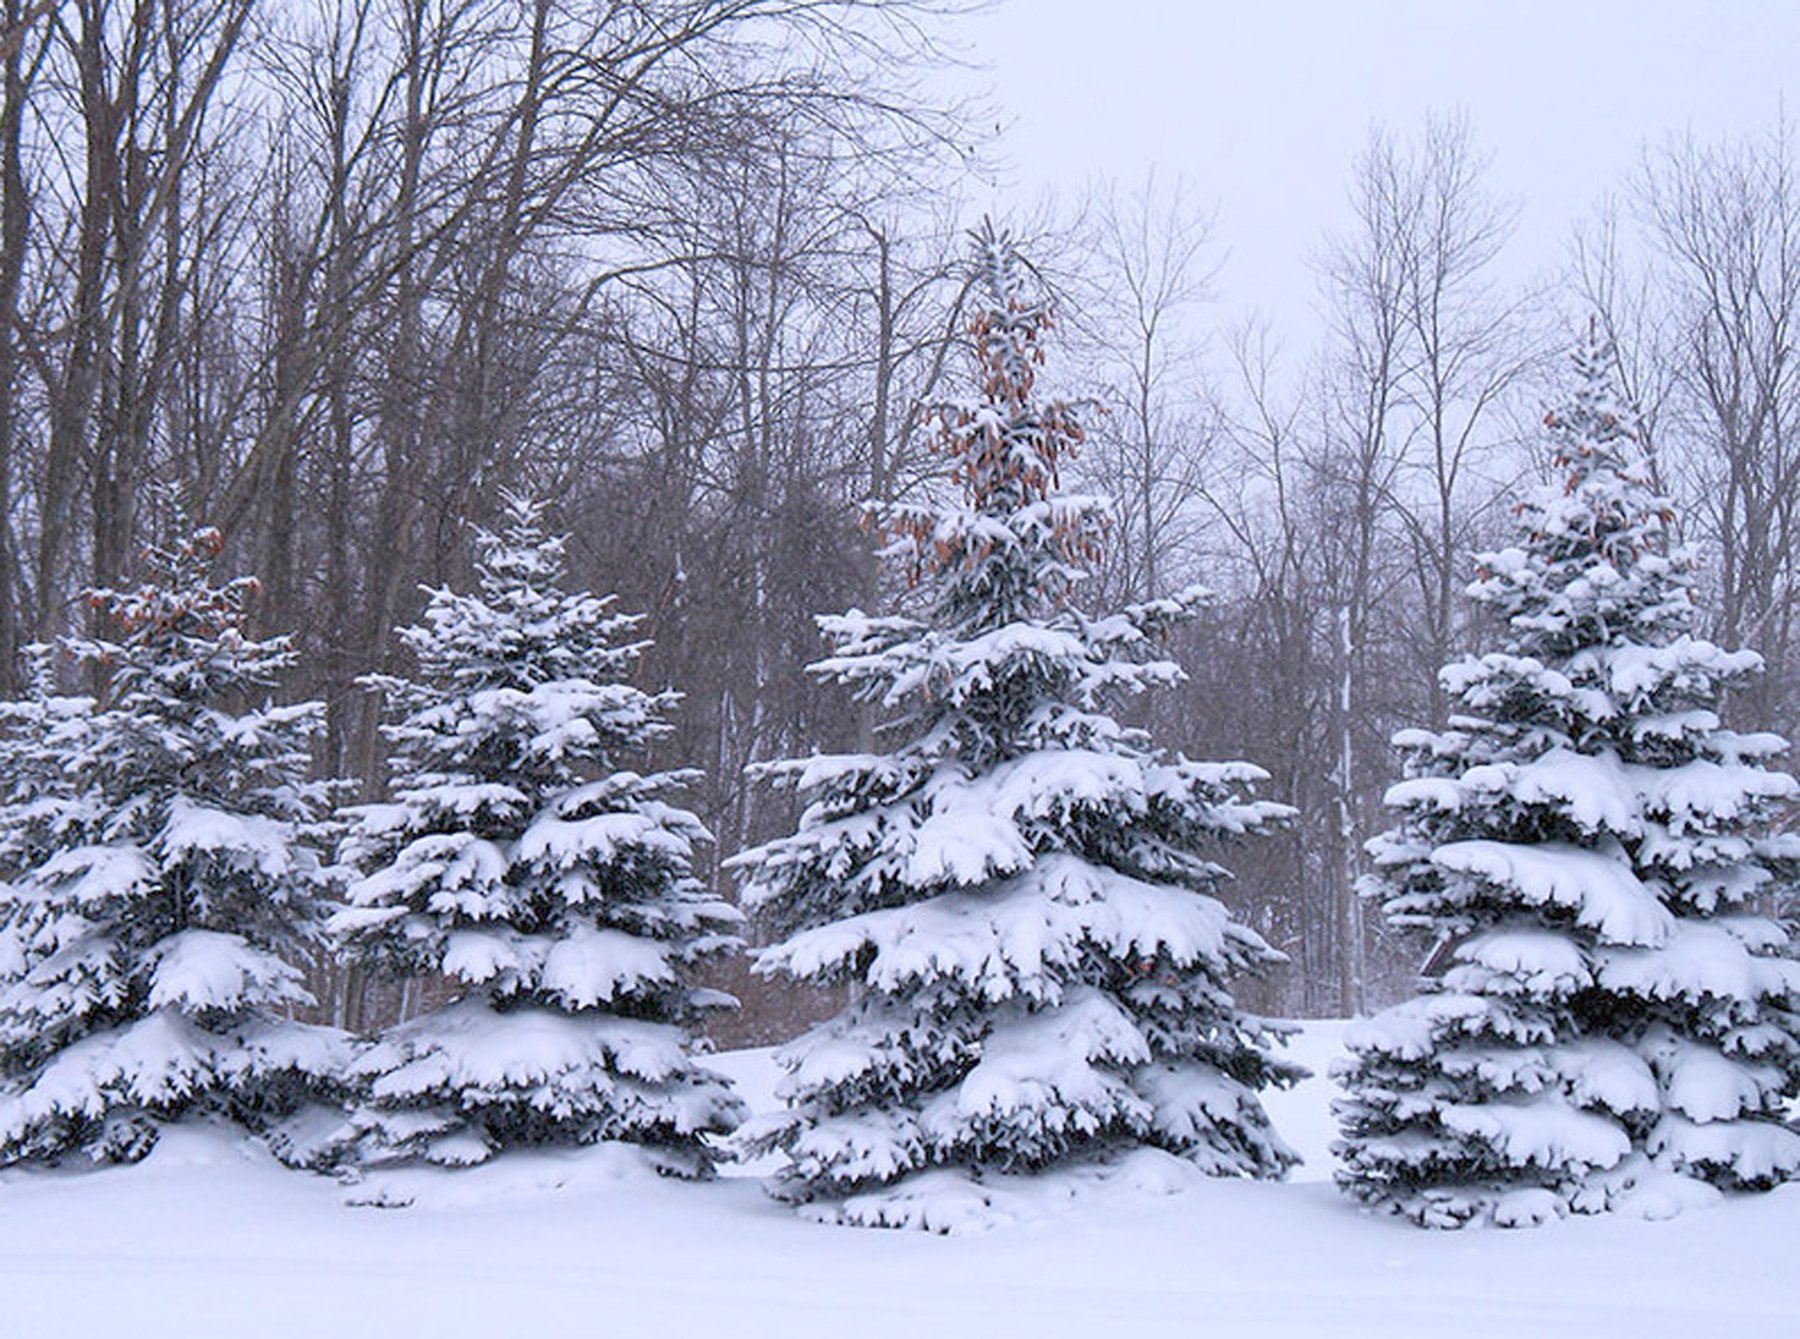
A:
[733,225,1301,1232]
[0,645,94,895]
[0,647,96,1022]
[0,528,347,1167]
[1334,329,1800,1228]
[333,496,741,1177]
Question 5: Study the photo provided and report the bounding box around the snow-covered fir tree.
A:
[0,527,347,1167]
[1333,328,1800,1228]
[0,646,97,1026]
[733,225,1301,1232]
[0,645,94,898]
[333,496,742,1177]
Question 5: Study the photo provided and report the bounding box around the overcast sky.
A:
[967,0,1800,335]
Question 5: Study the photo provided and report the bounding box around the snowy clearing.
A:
[0,1021,1794,1339]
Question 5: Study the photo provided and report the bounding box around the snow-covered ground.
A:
[2,1021,1794,1338]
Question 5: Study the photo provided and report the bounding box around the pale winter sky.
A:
[968,0,1800,335]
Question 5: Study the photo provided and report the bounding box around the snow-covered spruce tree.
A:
[1333,329,1800,1228]
[0,527,347,1167]
[733,225,1301,1231]
[332,496,742,1177]
[0,647,97,1013]
[0,645,95,893]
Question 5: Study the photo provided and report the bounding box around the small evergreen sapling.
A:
[0,528,347,1167]
[1333,330,1800,1228]
[733,225,1301,1232]
[333,497,742,1177]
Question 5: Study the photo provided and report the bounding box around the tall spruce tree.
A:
[0,528,346,1167]
[1333,329,1800,1228]
[733,225,1301,1232]
[333,497,742,1178]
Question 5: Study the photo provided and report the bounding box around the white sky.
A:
[968,0,1800,336]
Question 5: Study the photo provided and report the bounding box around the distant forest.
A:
[0,0,1793,1031]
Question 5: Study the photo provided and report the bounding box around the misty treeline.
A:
[0,0,1794,1031]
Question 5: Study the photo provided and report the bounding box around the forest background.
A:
[0,0,1794,1037]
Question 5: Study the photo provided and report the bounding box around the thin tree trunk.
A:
[0,0,35,688]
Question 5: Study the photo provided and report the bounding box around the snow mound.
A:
[808,1147,1206,1235]
[344,1141,670,1210]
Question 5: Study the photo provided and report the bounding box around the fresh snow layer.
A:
[2,1021,1796,1338]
